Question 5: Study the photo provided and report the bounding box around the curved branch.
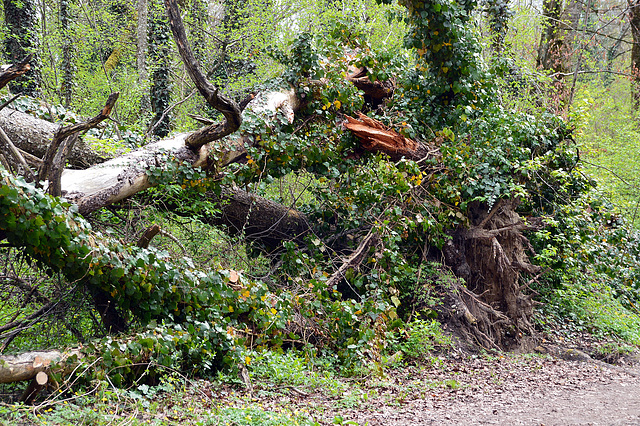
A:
[164,0,241,150]
[0,55,32,91]
[38,93,119,196]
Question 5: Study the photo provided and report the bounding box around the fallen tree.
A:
[0,0,584,397]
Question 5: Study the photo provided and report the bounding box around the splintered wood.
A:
[344,112,421,161]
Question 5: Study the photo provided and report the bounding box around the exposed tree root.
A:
[441,200,543,349]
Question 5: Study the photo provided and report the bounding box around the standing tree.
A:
[629,0,640,105]
[137,0,150,110]
[148,0,172,137]
[537,0,582,108]
[59,0,75,107]
[3,0,41,96]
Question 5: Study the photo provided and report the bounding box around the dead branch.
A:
[326,231,380,289]
[0,55,32,90]
[147,89,196,137]
[0,94,21,113]
[137,224,186,254]
[137,224,161,248]
[38,93,119,196]
[0,125,35,181]
[164,0,242,150]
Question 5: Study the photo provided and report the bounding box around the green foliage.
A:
[390,318,453,363]
[0,172,292,379]
[3,0,40,95]
[576,80,640,224]
[386,0,488,126]
[3,0,640,400]
[248,350,348,395]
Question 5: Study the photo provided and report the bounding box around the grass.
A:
[536,277,640,345]
[576,78,640,225]
[1,348,473,426]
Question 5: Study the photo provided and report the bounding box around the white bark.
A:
[0,350,80,384]
[59,90,297,215]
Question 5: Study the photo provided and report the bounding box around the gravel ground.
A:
[253,352,640,425]
[345,356,640,425]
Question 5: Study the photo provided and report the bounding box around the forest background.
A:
[1,0,640,423]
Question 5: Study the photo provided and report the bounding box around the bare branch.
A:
[0,55,32,90]
[164,0,242,150]
[38,93,119,196]
[0,125,35,181]
[326,232,380,290]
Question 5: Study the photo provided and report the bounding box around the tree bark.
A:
[59,89,295,215]
[0,350,80,384]
[0,107,113,168]
[39,93,119,196]
[20,371,49,404]
[137,0,149,86]
[165,0,242,149]
[629,0,640,105]
[149,0,173,137]
[2,0,41,96]
[207,186,311,251]
[59,0,75,108]
[0,55,32,89]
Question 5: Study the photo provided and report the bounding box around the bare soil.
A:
[246,350,640,425]
[341,355,640,425]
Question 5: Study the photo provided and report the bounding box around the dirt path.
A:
[312,355,640,425]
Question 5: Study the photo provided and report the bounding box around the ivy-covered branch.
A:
[0,172,289,366]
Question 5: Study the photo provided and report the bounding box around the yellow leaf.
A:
[228,305,234,312]
[245,356,251,365]
[270,308,277,315]
[334,100,342,109]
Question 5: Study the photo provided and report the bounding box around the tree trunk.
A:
[485,0,511,54]
[629,0,640,106]
[3,0,41,96]
[149,0,172,137]
[0,350,80,384]
[537,0,582,108]
[59,0,75,107]
[137,0,149,86]
[0,107,113,168]
[208,186,311,251]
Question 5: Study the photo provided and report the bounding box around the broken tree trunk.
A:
[59,90,297,216]
[0,55,32,90]
[344,112,436,161]
[0,349,80,384]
